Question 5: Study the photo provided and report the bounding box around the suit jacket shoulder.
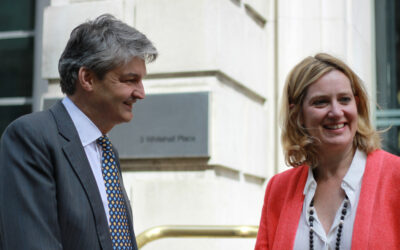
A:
[0,101,114,250]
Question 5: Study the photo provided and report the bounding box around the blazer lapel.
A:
[351,150,382,249]
[273,166,308,249]
[50,101,113,250]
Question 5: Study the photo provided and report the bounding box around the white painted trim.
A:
[0,30,35,40]
[0,97,33,106]
[33,0,51,111]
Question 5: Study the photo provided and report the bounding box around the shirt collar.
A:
[303,148,367,207]
[303,166,316,196]
[342,149,366,207]
[342,149,366,189]
[62,97,102,147]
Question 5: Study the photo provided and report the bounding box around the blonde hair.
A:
[280,53,381,167]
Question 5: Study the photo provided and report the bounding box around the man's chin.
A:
[122,113,134,122]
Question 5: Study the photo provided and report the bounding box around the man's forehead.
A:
[114,59,147,76]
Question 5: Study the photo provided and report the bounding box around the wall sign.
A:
[43,92,209,158]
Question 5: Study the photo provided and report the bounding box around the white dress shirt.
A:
[293,149,367,250]
[62,97,110,223]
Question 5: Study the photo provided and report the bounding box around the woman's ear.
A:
[77,67,95,92]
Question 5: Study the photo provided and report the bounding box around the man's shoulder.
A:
[8,109,53,129]
[1,108,58,142]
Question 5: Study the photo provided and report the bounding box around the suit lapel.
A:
[50,101,113,250]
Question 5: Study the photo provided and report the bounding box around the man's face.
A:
[90,57,147,131]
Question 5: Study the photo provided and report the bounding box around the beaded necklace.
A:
[308,195,349,250]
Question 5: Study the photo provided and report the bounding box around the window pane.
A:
[375,0,400,109]
[0,105,32,137]
[375,0,400,155]
[0,0,35,31]
[378,126,400,155]
[0,38,34,98]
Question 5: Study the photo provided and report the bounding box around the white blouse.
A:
[293,149,366,250]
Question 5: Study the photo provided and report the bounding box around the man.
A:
[0,14,157,250]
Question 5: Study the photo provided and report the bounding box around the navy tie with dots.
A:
[97,135,133,250]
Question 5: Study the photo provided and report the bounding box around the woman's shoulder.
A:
[367,149,400,165]
[365,149,400,179]
[271,165,308,180]
[266,165,309,192]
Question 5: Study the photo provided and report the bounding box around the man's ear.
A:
[78,67,95,92]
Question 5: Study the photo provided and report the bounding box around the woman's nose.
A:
[328,102,343,118]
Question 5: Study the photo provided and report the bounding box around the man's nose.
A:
[133,81,145,99]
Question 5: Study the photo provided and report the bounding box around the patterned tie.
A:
[97,135,133,250]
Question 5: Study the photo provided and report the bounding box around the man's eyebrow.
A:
[121,73,141,78]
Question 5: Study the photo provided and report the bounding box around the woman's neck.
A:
[314,145,356,181]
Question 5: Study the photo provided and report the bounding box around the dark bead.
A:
[338,224,343,228]
[342,209,347,215]
[309,216,314,221]
[309,210,314,215]
[310,221,313,226]
[340,215,345,220]
[338,227,342,232]
[344,202,348,208]
[336,247,339,250]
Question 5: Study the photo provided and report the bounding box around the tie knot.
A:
[97,135,113,151]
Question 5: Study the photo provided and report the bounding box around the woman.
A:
[255,53,400,250]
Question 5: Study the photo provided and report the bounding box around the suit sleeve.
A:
[255,176,275,250]
[0,118,63,250]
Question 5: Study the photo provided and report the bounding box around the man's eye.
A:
[124,79,138,83]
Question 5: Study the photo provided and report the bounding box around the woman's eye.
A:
[312,100,327,106]
[339,97,351,103]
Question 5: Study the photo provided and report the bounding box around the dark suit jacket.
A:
[0,101,138,250]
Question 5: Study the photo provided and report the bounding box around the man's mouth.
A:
[123,100,136,107]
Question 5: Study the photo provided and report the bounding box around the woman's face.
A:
[301,70,358,152]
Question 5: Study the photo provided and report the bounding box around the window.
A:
[375,0,400,155]
[0,0,35,135]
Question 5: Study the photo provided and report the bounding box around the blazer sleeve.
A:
[0,117,63,250]
[255,175,276,250]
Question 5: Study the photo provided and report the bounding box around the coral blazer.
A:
[255,150,400,250]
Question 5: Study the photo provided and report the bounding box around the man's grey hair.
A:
[58,14,158,95]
